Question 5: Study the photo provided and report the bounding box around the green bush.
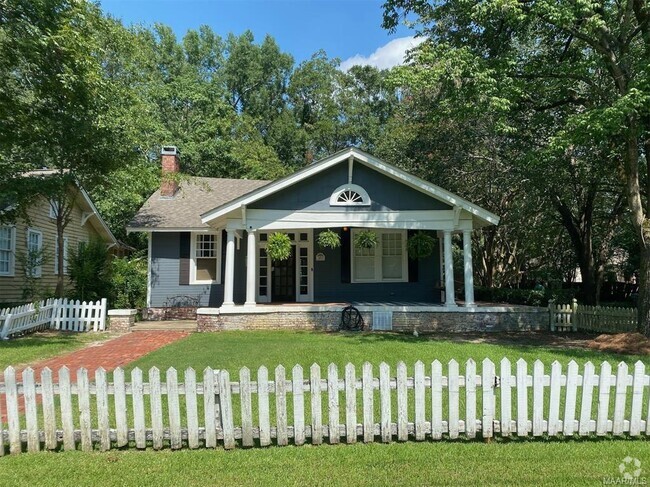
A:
[354,229,378,249]
[474,287,577,307]
[407,231,435,259]
[110,256,147,309]
[317,229,341,249]
[67,240,111,301]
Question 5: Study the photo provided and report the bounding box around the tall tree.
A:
[0,0,130,296]
[383,0,650,329]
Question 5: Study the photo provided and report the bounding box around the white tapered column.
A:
[443,230,456,307]
[245,230,257,306]
[223,230,236,307]
[463,230,475,306]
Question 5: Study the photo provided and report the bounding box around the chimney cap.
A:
[161,146,179,155]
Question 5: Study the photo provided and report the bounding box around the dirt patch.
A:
[586,332,650,355]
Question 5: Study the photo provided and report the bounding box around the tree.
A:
[0,0,131,296]
[383,1,650,330]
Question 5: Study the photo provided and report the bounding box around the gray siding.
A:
[250,162,452,212]
[313,230,442,303]
[150,231,246,307]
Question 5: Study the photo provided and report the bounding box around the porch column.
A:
[223,229,236,307]
[245,229,257,306]
[463,230,475,306]
[443,230,457,307]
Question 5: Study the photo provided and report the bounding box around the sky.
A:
[100,0,421,70]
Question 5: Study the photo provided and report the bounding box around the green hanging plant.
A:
[266,232,292,261]
[317,229,341,249]
[407,231,435,259]
[354,229,378,249]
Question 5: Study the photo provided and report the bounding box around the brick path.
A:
[1,331,189,422]
[13,331,189,377]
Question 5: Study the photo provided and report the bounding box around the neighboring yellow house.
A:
[0,171,118,304]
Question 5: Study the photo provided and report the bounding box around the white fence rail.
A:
[549,299,637,333]
[0,298,106,339]
[0,358,647,454]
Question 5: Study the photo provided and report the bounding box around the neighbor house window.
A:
[0,226,15,276]
[191,232,221,284]
[26,229,43,278]
[352,229,407,283]
[54,236,69,275]
[49,199,59,219]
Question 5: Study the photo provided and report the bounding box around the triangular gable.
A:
[200,148,499,226]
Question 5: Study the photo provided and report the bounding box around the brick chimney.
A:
[160,146,179,198]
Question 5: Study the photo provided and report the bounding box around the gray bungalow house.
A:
[128,147,502,326]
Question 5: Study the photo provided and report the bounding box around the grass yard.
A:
[0,331,113,370]
[1,440,648,486]
[2,330,648,486]
[125,330,650,373]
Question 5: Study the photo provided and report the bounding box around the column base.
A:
[244,302,257,307]
[221,302,235,308]
[464,302,476,307]
[445,302,458,308]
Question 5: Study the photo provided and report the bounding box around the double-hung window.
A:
[54,236,69,275]
[0,226,15,276]
[352,229,407,283]
[191,232,221,284]
[26,229,43,278]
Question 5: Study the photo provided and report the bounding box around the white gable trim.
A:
[200,148,499,226]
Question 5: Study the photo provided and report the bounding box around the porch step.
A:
[131,320,197,332]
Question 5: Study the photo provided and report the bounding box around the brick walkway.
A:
[1,331,189,423]
[13,331,189,378]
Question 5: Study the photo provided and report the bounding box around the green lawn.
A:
[125,330,650,373]
[3,330,649,486]
[0,331,113,370]
[1,440,648,486]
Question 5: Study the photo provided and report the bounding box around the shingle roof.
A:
[128,177,270,230]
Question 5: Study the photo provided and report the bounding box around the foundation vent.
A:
[372,310,393,331]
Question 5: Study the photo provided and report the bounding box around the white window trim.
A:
[54,236,69,275]
[0,225,16,277]
[26,228,43,278]
[329,183,371,206]
[190,231,222,285]
[351,229,408,283]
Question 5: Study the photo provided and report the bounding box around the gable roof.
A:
[2,169,118,246]
[201,148,500,227]
[127,177,270,231]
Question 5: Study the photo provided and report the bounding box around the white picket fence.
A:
[548,299,637,333]
[1,358,648,454]
[0,298,107,339]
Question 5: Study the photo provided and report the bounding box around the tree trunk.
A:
[638,244,650,336]
[55,219,65,298]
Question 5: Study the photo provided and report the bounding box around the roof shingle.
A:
[128,177,269,229]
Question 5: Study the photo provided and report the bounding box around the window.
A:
[49,200,59,219]
[191,232,221,284]
[352,229,407,283]
[0,226,15,276]
[54,236,69,275]
[26,229,43,278]
[329,184,371,206]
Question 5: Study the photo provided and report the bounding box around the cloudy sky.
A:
[101,0,419,70]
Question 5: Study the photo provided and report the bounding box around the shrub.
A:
[110,255,147,309]
[474,287,577,307]
[67,240,110,301]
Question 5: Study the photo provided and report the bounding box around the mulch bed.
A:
[586,332,650,355]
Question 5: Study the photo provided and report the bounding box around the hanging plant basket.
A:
[317,229,341,249]
[266,232,292,261]
[354,229,378,249]
[407,231,435,259]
